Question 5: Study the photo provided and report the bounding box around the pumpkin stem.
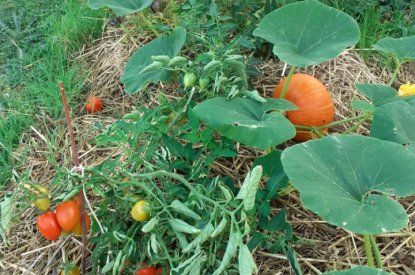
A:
[387,60,401,87]
[279,65,297,99]
[363,234,375,268]
[369,235,383,269]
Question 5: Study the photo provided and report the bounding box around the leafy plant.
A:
[87,0,153,16]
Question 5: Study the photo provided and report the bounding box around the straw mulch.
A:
[1,24,414,275]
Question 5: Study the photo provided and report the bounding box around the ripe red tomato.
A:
[85,96,103,113]
[55,200,81,231]
[71,212,91,235]
[72,193,82,208]
[155,267,164,275]
[37,211,61,240]
[136,266,156,275]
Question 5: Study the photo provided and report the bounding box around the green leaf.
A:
[193,97,296,149]
[0,194,13,243]
[142,216,159,233]
[169,219,201,234]
[171,200,202,220]
[150,233,158,254]
[355,83,399,107]
[253,0,360,67]
[350,100,376,112]
[183,223,214,253]
[238,244,257,275]
[373,36,415,64]
[87,0,152,16]
[212,230,240,275]
[219,185,233,202]
[121,27,186,93]
[211,215,228,238]
[171,251,201,273]
[236,165,263,208]
[370,101,415,150]
[285,247,302,275]
[281,135,415,234]
[323,265,393,275]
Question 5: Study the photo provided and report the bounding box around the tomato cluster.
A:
[36,192,91,241]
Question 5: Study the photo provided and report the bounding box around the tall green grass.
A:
[0,0,105,186]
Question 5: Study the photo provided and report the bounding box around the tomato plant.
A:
[55,200,81,231]
[131,200,150,221]
[37,211,61,241]
[85,96,103,113]
[136,265,156,275]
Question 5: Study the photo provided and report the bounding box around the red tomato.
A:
[156,267,164,275]
[71,212,91,235]
[37,211,61,240]
[55,200,81,231]
[72,193,82,208]
[136,265,156,275]
[85,96,103,113]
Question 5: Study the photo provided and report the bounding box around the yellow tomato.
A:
[60,266,80,275]
[131,200,150,221]
[34,197,51,211]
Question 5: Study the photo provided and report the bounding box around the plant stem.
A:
[168,0,178,27]
[168,86,195,130]
[363,234,375,268]
[279,65,296,99]
[387,61,401,86]
[341,114,371,134]
[369,235,383,269]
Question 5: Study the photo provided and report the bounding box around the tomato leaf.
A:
[253,0,360,67]
[169,219,201,234]
[211,215,228,238]
[282,135,415,234]
[121,27,186,93]
[235,166,262,211]
[142,216,159,233]
[323,265,393,275]
[238,243,257,275]
[193,97,296,149]
[170,200,202,220]
[0,193,13,243]
[87,0,152,16]
[212,230,240,275]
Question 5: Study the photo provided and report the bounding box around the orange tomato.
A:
[55,200,81,231]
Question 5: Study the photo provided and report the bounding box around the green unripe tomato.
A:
[198,77,210,90]
[183,72,197,88]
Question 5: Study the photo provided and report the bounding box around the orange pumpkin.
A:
[273,73,335,141]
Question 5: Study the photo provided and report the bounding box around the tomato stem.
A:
[369,235,383,269]
[363,234,375,268]
[59,82,87,275]
[279,65,296,99]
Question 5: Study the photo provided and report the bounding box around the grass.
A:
[0,0,105,187]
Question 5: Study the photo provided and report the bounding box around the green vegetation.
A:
[0,0,105,186]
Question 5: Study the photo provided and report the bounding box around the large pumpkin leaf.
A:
[373,36,415,63]
[253,0,360,67]
[355,83,399,107]
[370,101,415,152]
[281,135,415,234]
[87,0,152,16]
[193,97,296,150]
[121,27,186,94]
[323,266,392,275]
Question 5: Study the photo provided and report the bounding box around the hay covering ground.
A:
[1,24,414,275]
